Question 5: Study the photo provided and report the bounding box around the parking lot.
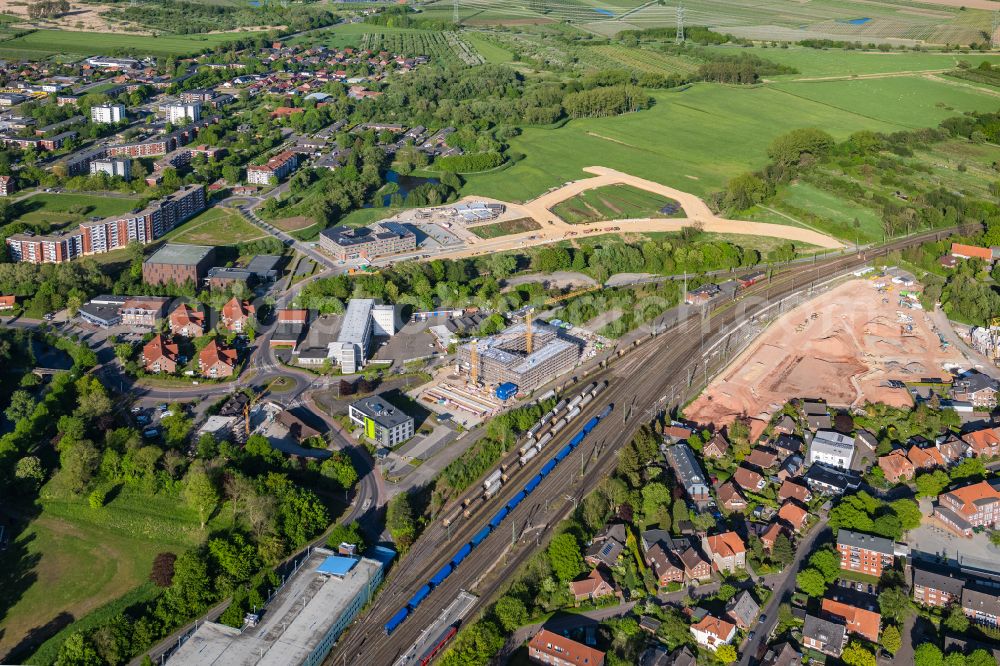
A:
[905,508,1000,570]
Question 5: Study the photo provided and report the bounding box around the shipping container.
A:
[430,564,453,587]
[540,459,557,477]
[519,446,539,465]
[554,444,572,462]
[451,543,473,567]
[408,584,431,609]
[507,490,526,511]
[495,382,518,401]
[597,404,613,420]
[525,474,542,494]
[483,469,503,489]
[471,525,492,546]
[489,506,509,528]
[535,432,553,450]
[385,607,409,635]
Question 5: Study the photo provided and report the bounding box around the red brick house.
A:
[679,547,712,582]
[528,629,604,666]
[703,433,729,459]
[761,522,784,551]
[778,501,809,532]
[733,466,766,493]
[717,481,747,512]
[821,598,881,642]
[221,297,255,333]
[837,529,894,577]
[142,334,179,374]
[169,303,205,337]
[962,427,1000,458]
[878,450,915,484]
[199,339,238,378]
[569,567,620,604]
[778,479,812,504]
[647,543,684,587]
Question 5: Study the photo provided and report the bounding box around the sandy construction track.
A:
[685,278,968,431]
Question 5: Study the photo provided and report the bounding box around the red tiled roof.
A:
[529,629,605,666]
[941,481,1000,517]
[692,614,736,641]
[143,334,178,363]
[199,339,237,369]
[821,598,881,642]
[951,243,993,261]
[706,531,745,557]
[778,501,809,530]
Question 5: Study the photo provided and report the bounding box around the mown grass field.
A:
[551,184,683,224]
[0,482,231,661]
[462,76,1000,204]
[12,193,143,231]
[166,207,266,246]
[748,181,886,244]
[739,46,1000,79]
[0,29,247,57]
[469,216,541,238]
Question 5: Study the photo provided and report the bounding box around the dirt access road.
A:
[376,166,843,265]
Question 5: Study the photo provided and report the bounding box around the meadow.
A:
[11,193,144,232]
[462,76,1000,204]
[0,29,249,57]
[165,207,266,246]
[739,46,1000,79]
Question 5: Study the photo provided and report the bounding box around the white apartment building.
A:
[90,104,125,124]
[89,158,131,180]
[165,102,201,124]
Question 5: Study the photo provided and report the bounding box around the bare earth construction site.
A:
[686,278,968,430]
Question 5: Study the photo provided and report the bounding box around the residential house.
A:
[808,429,855,469]
[961,427,1000,458]
[585,524,626,569]
[951,243,993,261]
[836,529,895,577]
[663,424,693,444]
[725,591,760,630]
[802,401,831,431]
[665,443,711,509]
[936,481,1000,535]
[638,616,662,635]
[761,522,784,551]
[169,303,205,337]
[690,615,736,649]
[702,532,746,574]
[142,334,178,374]
[908,444,946,470]
[221,297,255,333]
[717,481,747,512]
[777,501,809,532]
[648,543,684,587]
[962,587,1000,628]
[733,466,766,493]
[937,435,969,464]
[804,463,861,495]
[746,447,779,470]
[951,371,999,409]
[569,567,620,604]
[528,629,605,666]
[771,433,802,458]
[912,566,965,608]
[821,598,880,642]
[0,295,15,310]
[773,415,796,436]
[121,296,170,329]
[703,433,729,459]
[679,547,712,582]
[879,450,916,484]
[199,339,238,378]
[639,645,696,666]
[802,614,847,657]
[778,479,812,504]
[759,642,801,666]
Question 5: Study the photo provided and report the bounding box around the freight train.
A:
[384,402,614,636]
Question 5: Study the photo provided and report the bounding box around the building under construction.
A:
[456,318,581,392]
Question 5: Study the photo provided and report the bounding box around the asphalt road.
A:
[326,226,957,666]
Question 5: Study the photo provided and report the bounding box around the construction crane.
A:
[244,377,283,437]
[469,338,479,385]
[525,307,534,354]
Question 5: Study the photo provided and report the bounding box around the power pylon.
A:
[453,0,460,24]
[676,3,685,44]
[993,11,999,50]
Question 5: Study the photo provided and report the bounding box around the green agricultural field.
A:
[302,22,430,49]
[0,483,232,661]
[462,76,1000,204]
[748,182,885,244]
[584,44,700,76]
[551,184,683,224]
[11,193,144,232]
[464,32,515,63]
[166,207,266,246]
[736,46,1000,79]
[469,216,541,238]
[0,29,248,57]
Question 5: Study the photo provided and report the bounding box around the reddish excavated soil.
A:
[686,278,967,432]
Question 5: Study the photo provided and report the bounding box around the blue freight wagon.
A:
[597,405,613,419]
[540,459,557,477]
[569,431,586,448]
[385,607,409,635]
[582,416,600,433]
[408,584,431,609]
[495,382,518,401]
[507,490,526,511]
[554,444,572,462]
[451,543,473,567]
[489,506,509,528]
[471,525,492,546]
[430,564,453,587]
[524,474,542,493]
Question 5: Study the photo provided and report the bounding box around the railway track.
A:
[328,227,956,666]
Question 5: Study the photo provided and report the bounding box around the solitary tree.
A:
[183,461,219,529]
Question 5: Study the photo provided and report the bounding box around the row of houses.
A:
[141,334,239,378]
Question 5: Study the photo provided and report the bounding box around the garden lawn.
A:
[551,184,683,224]
[462,76,1000,203]
[11,193,144,232]
[0,484,230,661]
[0,29,247,57]
[167,207,266,246]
